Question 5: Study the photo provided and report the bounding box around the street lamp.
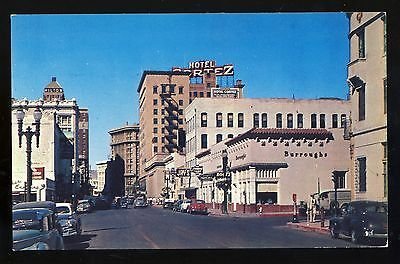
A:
[16,107,42,202]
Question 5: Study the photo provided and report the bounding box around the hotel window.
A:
[207,83,211,88]
[162,137,165,143]
[332,114,338,128]
[201,134,208,149]
[201,113,207,127]
[178,109,183,115]
[216,113,222,127]
[161,109,165,115]
[179,100,183,106]
[238,113,244,127]
[358,86,365,121]
[153,127,158,133]
[194,91,198,97]
[153,118,158,125]
[253,113,260,128]
[153,99,158,105]
[169,85,175,93]
[311,114,317,128]
[178,118,183,124]
[153,85,158,94]
[161,99,165,105]
[262,113,268,128]
[227,113,234,127]
[287,113,293,128]
[200,92,204,97]
[179,86,184,94]
[276,113,282,128]
[153,109,158,115]
[340,114,346,128]
[357,28,365,58]
[153,146,158,153]
[207,92,211,97]
[189,92,192,97]
[384,78,387,114]
[357,157,367,192]
[162,85,167,93]
[297,113,303,128]
[228,134,234,139]
[152,137,158,143]
[319,114,326,128]
[216,134,223,143]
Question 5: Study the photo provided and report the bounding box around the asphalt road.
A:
[64,206,359,249]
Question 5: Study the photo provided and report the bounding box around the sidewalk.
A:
[207,208,293,218]
[286,220,330,235]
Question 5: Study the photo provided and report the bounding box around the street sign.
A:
[191,165,203,175]
[177,168,191,177]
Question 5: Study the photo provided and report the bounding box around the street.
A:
[64,206,358,249]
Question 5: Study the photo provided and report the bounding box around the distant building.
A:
[96,161,108,195]
[78,108,90,195]
[109,123,140,195]
[43,77,65,102]
[346,12,387,202]
[88,169,99,196]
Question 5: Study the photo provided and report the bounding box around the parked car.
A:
[317,189,351,216]
[329,200,388,244]
[93,197,111,210]
[120,197,130,209]
[172,200,183,212]
[163,199,175,209]
[76,199,93,214]
[187,199,208,215]
[55,203,82,237]
[180,199,192,213]
[12,208,64,250]
[133,197,148,208]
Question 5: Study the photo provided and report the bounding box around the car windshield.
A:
[56,206,70,214]
[12,211,42,230]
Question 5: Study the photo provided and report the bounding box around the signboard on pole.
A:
[32,167,45,180]
[191,165,203,175]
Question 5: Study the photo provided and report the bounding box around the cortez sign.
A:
[172,60,234,78]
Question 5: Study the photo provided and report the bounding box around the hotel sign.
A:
[32,167,45,180]
[212,88,240,98]
[172,60,234,78]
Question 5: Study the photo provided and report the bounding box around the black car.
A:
[13,208,64,250]
[172,200,183,212]
[329,200,388,244]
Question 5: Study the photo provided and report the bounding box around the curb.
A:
[287,222,329,235]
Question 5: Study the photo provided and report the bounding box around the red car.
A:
[187,199,208,215]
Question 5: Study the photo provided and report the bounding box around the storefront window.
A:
[287,113,293,128]
[253,113,259,128]
[276,113,282,128]
[297,113,303,128]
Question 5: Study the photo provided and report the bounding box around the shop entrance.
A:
[256,192,277,204]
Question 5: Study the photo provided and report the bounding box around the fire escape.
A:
[160,84,183,153]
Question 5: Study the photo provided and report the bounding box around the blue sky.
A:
[11,13,349,167]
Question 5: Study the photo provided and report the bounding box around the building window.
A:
[178,118,183,124]
[227,113,234,127]
[261,113,268,128]
[297,113,303,128]
[189,99,193,104]
[200,92,204,97]
[216,134,223,143]
[201,113,207,127]
[228,134,234,139]
[216,113,222,127]
[319,114,325,128]
[357,29,365,58]
[332,114,338,128]
[153,109,158,115]
[358,86,365,121]
[207,83,211,88]
[357,157,367,192]
[201,134,208,149]
[189,92,192,97]
[287,113,293,128]
[311,114,317,128]
[276,113,282,128]
[179,100,183,106]
[161,99,165,105]
[207,92,211,97]
[238,113,244,127]
[194,92,198,97]
[161,85,167,94]
[152,137,158,143]
[178,109,183,115]
[337,174,346,189]
[179,86,184,94]
[169,85,175,94]
[340,114,346,128]
[384,78,387,114]
[153,85,158,94]
[253,113,259,128]
[153,146,158,153]
[153,118,158,125]
[153,99,158,105]
[161,109,165,115]
[153,127,158,133]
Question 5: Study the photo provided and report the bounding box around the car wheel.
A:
[330,226,339,239]
[351,230,361,244]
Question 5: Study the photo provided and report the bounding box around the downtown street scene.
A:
[9,12,390,252]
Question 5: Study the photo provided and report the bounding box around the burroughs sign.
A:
[32,167,45,180]
[172,60,234,78]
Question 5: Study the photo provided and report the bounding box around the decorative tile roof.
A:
[226,128,334,146]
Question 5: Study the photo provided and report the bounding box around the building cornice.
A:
[348,12,385,39]
[137,70,191,93]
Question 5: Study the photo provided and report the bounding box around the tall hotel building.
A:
[109,123,140,195]
[346,12,387,202]
[137,61,244,199]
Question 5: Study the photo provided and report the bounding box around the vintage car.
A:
[317,189,352,216]
[133,196,148,208]
[329,200,388,244]
[76,199,93,214]
[12,208,64,250]
[120,197,130,209]
[180,199,193,213]
[187,199,208,215]
[55,203,82,237]
[172,200,183,212]
[162,199,175,209]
